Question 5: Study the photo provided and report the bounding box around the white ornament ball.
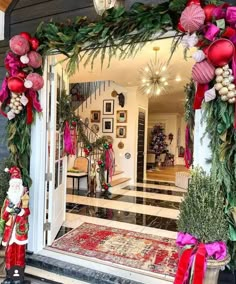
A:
[10,98,15,103]
[14,109,20,114]
[215,83,223,91]
[9,103,13,108]
[229,75,235,82]
[12,105,17,110]
[223,65,229,70]
[221,95,228,101]
[16,97,20,101]
[219,87,228,96]
[223,71,230,77]
[215,68,223,76]
[228,84,235,91]
[192,50,206,62]
[18,105,23,111]
[229,69,233,75]
[14,101,20,107]
[216,76,224,83]
[12,93,17,98]
[227,91,235,98]
[20,54,29,64]
[229,97,236,104]
[222,79,230,86]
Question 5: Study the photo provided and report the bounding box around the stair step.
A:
[112,171,123,176]
[110,177,131,187]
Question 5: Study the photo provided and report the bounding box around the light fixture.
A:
[138,47,170,97]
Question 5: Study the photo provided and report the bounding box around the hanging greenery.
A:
[35,2,176,75]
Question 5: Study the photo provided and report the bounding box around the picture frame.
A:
[116,126,127,138]
[102,118,113,133]
[91,110,101,123]
[103,99,114,115]
[117,110,127,123]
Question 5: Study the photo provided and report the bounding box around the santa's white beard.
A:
[7,186,24,205]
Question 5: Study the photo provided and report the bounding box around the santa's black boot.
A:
[1,269,12,284]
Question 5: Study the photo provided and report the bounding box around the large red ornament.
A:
[208,39,235,67]
[192,60,215,84]
[187,0,201,6]
[9,35,30,56]
[28,51,42,69]
[7,77,26,93]
[19,32,31,42]
[30,38,40,51]
[203,4,216,22]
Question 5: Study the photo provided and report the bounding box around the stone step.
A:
[110,177,131,187]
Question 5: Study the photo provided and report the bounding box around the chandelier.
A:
[139,47,170,97]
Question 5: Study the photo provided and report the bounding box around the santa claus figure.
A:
[1,166,30,284]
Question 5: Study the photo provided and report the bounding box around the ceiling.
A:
[0,0,12,12]
[61,37,194,114]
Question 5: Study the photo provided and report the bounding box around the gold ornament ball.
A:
[215,83,223,91]
[221,95,228,101]
[222,79,230,86]
[219,87,228,95]
[229,97,236,104]
[228,84,235,91]
[216,76,223,83]
[227,91,235,98]
[215,68,223,76]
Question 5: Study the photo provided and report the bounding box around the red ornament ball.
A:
[192,60,215,84]
[19,32,31,41]
[26,73,44,91]
[203,4,216,22]
[28,51,42,69]
[186,0,201,6]
[30,37,40,51]
[9,35,30,56]
[7,77,26,93]
[208,39,235,67]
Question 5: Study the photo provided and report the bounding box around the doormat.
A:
[51,223,178,277]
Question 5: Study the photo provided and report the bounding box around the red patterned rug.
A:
[51,223,178,277]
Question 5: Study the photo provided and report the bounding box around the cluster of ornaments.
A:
[4,32,44,119]
[9,93,24,115]
[179,0,236,105]
[215,65,236,103]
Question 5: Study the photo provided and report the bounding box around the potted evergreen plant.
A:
[174,168,230,284]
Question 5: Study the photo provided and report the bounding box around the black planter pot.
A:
[218,269,235,284]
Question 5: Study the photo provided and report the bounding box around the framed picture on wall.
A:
[91,110,101,123]
[103,99,114,115]
[102,118,113,133]
[117,110,127,123]
[116,126,127,138]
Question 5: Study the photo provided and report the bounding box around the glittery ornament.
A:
[180,4,205,33]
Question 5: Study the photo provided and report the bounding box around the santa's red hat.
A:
[4,166,22,179]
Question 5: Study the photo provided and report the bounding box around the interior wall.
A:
[148,113,185,165]
[75,82,148,183]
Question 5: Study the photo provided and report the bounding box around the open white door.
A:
[45,56,68,245]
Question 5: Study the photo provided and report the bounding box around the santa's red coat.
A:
[1,198,30,246]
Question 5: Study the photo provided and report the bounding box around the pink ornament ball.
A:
[26,73,44,91]
[28,51,42,69]
[9,35,30,56]
[192,60,215,84]
[180,4,206,33]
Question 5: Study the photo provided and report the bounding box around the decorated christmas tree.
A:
[150,125,168,157]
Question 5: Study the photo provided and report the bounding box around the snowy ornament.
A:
[24,80,33,89]
[192,50,206,62]
[20,54,29,64]
[181,33,199,49]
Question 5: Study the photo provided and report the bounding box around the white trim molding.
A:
[0,11,4,40]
